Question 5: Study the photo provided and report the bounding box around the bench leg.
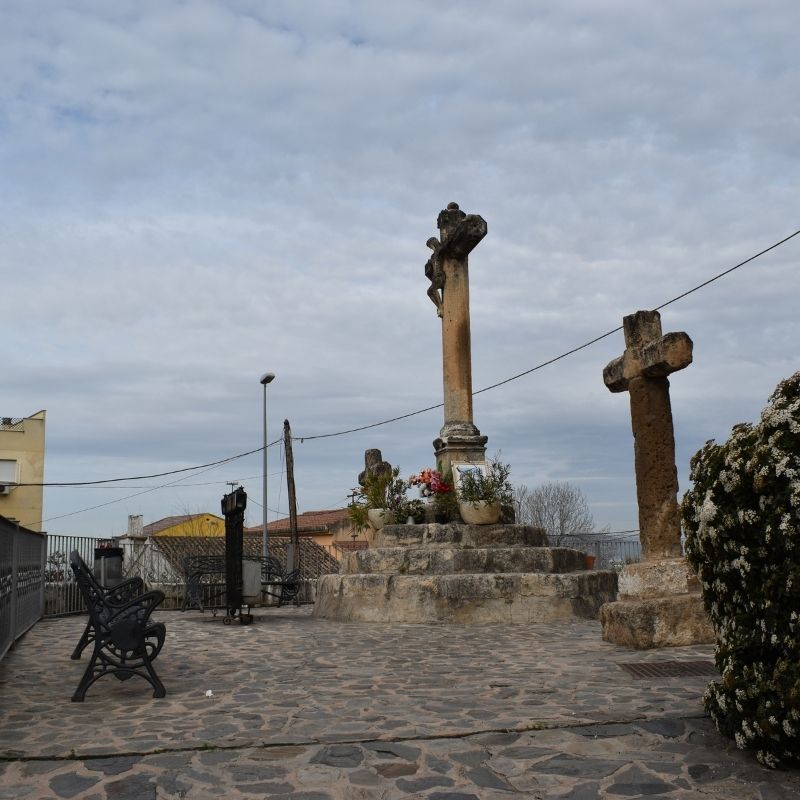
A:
[72,648,101,702]
[71,620,94,660]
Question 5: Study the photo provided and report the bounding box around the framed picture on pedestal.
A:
[451,461,488,494]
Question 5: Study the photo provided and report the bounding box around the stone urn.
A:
[458,501,502,525]
[367,509,386,531]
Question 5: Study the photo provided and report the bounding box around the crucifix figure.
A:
[425,202,488,475]
[603,309,692,559]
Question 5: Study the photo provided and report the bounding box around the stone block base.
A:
[313,571,618,624]
[617,558,701,600]
[600,593,715,649]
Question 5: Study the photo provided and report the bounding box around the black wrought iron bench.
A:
[71,571,147,660]
[69,550,166,702]
[181,555,301,612]
[181,555,226,612]
[260,556,301,607]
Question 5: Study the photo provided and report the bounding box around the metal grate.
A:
[618,660,718,679]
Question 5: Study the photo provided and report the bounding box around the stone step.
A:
[313,571,619,624]
[376,522,547,549]
[339,546,587,576]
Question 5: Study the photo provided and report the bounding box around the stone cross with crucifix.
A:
[600,308,713,648]
[425,202,488,474]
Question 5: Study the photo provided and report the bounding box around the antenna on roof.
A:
[226,481,239,492]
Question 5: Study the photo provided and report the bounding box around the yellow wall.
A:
[153,514,225,537]
[0,411,46,532]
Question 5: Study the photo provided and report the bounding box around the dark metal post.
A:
[221,487,247,618]
[10,524,19,644]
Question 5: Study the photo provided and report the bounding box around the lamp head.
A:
[260,373,276,385]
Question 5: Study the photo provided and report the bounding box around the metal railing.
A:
[557,534,642,570]
[44,535,101,617]
[0,518,47,663]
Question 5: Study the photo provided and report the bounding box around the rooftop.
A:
[1,608,797,798]
[142,514,223,537]
[245,508,350,535]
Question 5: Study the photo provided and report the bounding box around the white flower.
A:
[757,750,778,768]
[699,493,718,527]
[205,689,214,698]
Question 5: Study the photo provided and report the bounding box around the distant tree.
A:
[514,481,597,546]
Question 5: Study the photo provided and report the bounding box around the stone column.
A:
[424,202,488,476]
[600,310,713,648]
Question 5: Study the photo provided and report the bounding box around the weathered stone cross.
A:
[603,309,693,560]
[425,202,488,473]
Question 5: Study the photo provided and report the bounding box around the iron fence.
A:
[557,534,642,570]
[44,535,101,617]
[119,537,185,609]
[0,518,47,663]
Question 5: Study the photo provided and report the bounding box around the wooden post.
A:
[283,420,299,571]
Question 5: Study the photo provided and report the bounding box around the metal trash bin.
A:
[94,546,124,588]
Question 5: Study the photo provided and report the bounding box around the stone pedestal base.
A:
[316,571,619,624]
[314,523,618,625]
[433,423,488,476]
[617,558,702,600]
[600,593,715,649]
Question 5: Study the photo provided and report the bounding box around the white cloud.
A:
[1,0,799,534]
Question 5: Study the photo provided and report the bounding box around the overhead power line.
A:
[296,226,800,440]
[19,439,282,488]
[21,225,800,489]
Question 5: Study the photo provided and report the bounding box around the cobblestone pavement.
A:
[1,607,798,799]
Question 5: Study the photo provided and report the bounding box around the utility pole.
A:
[283,420,299,572]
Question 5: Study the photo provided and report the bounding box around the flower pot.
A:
[458,501,502,525]
[367,509,386,531]
[585,554,596,570]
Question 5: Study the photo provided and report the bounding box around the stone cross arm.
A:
[437,214,487,261]
[604,314,693,393]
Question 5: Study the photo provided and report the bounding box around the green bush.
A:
[681,371,800,768]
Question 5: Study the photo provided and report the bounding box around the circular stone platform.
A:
[313,523,618,624]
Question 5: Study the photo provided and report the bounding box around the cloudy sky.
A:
[2,1,798,537]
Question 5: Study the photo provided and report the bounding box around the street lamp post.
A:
[260,372,275,558]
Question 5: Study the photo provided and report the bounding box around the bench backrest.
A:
[69,550,110,614]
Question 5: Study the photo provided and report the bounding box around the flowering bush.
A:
[681,371,800,768]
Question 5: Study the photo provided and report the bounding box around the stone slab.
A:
[600,593,715,649]
[617,557,701,599]
[377,522,547,549]
[4,610,799,798]
[313,571,618,624]
[340,546,586,576]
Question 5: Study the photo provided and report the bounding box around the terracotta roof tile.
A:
[245,508,349,535]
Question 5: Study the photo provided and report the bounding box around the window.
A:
[0,459,18,484]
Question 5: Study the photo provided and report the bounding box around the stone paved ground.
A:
[0,607,798,799]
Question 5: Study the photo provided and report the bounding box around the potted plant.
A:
[456,457,513,525]
[349,467,413,530]
[409,467,457,522]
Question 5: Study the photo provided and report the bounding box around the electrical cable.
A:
[19,225,800,487]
